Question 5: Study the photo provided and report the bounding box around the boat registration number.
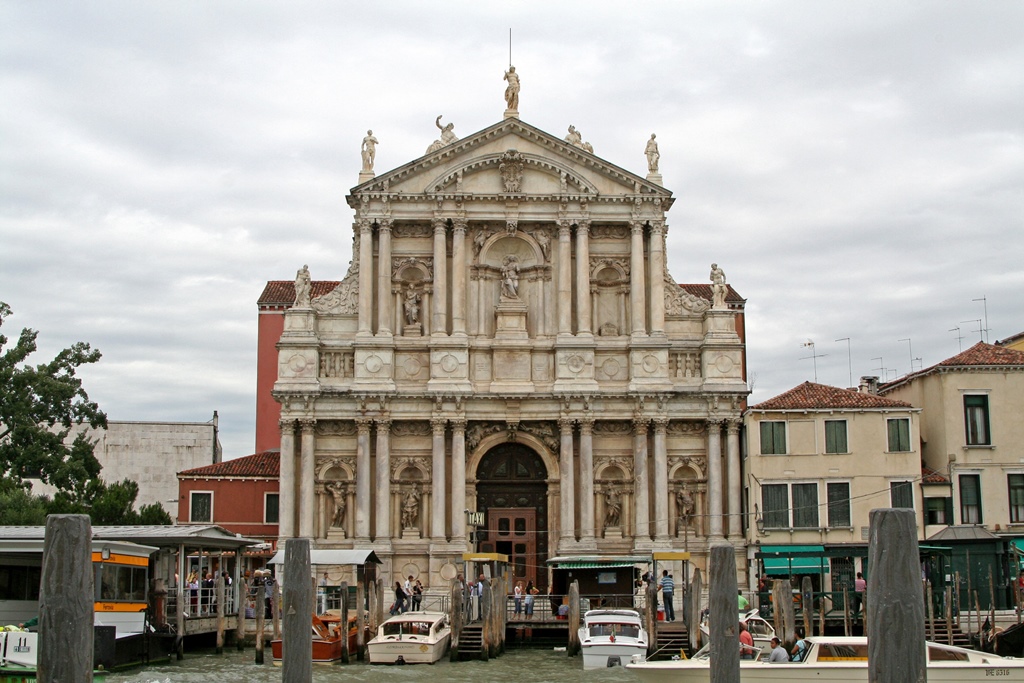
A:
[986,670,1011,677]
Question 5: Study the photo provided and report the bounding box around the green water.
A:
[106,648,638,683]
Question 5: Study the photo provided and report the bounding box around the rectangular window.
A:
[190,491,212,523]
[1009,475,1024,523]
[827,482,851,527]
[890,481,914,509]
[824,420,848,454]
[925,497,952,525]
[265,493,280,524]
[761,484,790,529]
[964,395,991,446]
[887,418,911,452]
[760,421,787,455]
[792,483,819,528]
[960,474,982,524]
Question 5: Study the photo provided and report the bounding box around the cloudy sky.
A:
[2,1,1021,460]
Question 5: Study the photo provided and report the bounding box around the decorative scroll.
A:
[315,421,357,436]
[519,421,559,452]
[590,225,629,240]
[592,421,633,435]
[466,422,505,452]
[391,456,431,479]
[664,270,710,315]
[666,421,706,436]
[392,421,432,437]
[394,223,433,238]
[392,256,433,281]
[312,261,359,315]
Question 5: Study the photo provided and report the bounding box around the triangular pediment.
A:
[348,118,672,205]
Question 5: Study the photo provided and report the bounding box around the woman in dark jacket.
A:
[391,581,406,615]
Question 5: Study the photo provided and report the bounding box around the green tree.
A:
[0,486,49,525]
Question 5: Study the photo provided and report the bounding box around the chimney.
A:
[859,376,880,395]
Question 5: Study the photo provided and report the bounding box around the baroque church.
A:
[263,76,748,592]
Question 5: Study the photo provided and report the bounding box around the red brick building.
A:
[177,450,280,542]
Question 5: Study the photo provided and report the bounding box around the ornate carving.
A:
[664,269,710,316]
[311,261,359,315]
[393,223,433,238]
[668,455,706,480]
[431,417,448,434]
[466,422,505,451]
[590,225,629,239]
[401,483,421,528]
[315,421,357,436]
[392,421,431,437]
[667,421,706,436]
[532,229,551,261]
[391,456,430,479]
[590,256,629,277]
[316,455,356,473]
[517,422,558,452]
[604,487,622,527]
[392,256,433,281]
[597,455,634,480]
[327,481,347,528]
[593,421,632,435]
[499,149,525,193]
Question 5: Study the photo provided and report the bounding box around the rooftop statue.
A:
[645,134,660,173]
[426,115,458,154]
[503,65,520,110]
[710,262,728,309]
[361,130,378,171]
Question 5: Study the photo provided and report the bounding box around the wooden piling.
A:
[215,572,225,654]
[945,585,953,645]
[236,577,247,652]
[39,514,93,683]
[255,578,266,664]
[449,580,463,662]
[645,578,658,652]
[282,537,312,683]
[356,579,366,661]
[843,586,851,636]
[709,544,739,683]
[689,569,703,652]
[480,579,491,660]
[340,581,350,664]
[867,508,925,683]
[567,580,581,657]
[801,576,812,637]
[775,578,796,646]
[272,579,282,640]
[926,580,935,642]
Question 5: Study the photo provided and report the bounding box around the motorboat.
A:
[578,609,649,669]
[271,613,360,664]
[699,608,776,653]
[0,631,108,681]
[625,635,1024,683]
[367,611,450,665]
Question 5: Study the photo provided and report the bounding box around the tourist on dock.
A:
[475,574,486,620]
[738,589,749,611]
[263,571,276,619]
[768,636,788,662]
[853,571,866,617]
[513,581,524,620]
[412,579,423,611]
[739,620,756,659]
[659,570,675,621]
[524,581,535,620]
[404,575,414,611]
[391,581,406,615]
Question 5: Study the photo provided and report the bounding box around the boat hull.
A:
[366,633,450,664]
[626,661,1024,683]
[581,642,647,669]
[270,638,343,664]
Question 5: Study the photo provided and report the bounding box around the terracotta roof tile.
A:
[921,466,950,485]
[179,451,279,478]
[881,342,1024,392]
[751,381,913,411]
[678,283,745,303]
[257,281,341,307]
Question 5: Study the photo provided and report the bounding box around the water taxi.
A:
[698,608,776,654]
[367,611,450,664]
[578,609,649,669]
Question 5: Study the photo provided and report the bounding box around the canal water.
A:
[107,648,637,683]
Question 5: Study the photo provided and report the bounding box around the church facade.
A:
[269,100,748,591]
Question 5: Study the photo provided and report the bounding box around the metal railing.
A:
[166,584,238,620]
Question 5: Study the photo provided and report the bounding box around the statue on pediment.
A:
[565,125,583,147]
[710,263,728,309]
[426,115,458,154]
[294,264,311,307]
[503,65,520,110]
[361,130,378,171]
[645,134,660,173]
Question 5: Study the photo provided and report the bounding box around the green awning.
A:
[557,561,637,569]
[759,545,829,576]
[1011,539,1024,554]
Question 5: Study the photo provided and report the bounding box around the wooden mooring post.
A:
[843,586,851,636]
[339,581,350,664]
[236,577,247,652]
[39,514,93,683]
[215,572,225,654]
[255,577,266,663]
[801,576,813,637]
[867,508,925,683]
[688,568,702,652]
[282,538,312,683]
[356,578,366,660]
[926,580,935,642]
[567,580,581,657]
[709,543,739,683]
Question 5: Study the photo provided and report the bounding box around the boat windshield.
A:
[817,643,868,661]
[928,645,969,662]
[383,621,436,636]
[589,623,640,638]
[746,620,773,637]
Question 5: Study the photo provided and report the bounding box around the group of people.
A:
[511,580,541,620]
[390,574,424,615]
[766,628,809,662]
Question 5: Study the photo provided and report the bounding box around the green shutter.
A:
[825,420,847,454]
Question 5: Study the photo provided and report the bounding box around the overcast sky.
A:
[2,1,1021,461]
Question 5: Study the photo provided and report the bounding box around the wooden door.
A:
[487,507,536,587]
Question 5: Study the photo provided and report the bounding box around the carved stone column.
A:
[559,417,576,545]
[279,420,296,538]
[451,219,467,335]
[374,418,391,541]
[376,220,393,335]
[579,418,595,544]
[649,221,665,335]
[707,418,724,539]
[652,417,669,541]
[431,218,448,335]
[431,418,447,540]
[299,419,316,538]
[557,221,572,335]
[355,418,372,540]
[629,221,647,335]
[633,417,650,540]
[727,419,742,538]
[575,221,592,335]
[357,221,374,334]
[450,419,467,544]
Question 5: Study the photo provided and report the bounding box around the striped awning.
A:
[556,561,638,569]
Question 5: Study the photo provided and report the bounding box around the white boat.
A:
[367,611,451,664]
[626,635,1024,683]
[578,609,649,669]
[699,608,776,654]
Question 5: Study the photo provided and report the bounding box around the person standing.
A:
[513,581,524,620]
[524,581,535,620]
[318,572,329,614]
[404,575,414,611]
[391,581,405,616]
[853,571,867,617]
[412,579,423,611]
[659,570,675,621]
[738,589,750,612]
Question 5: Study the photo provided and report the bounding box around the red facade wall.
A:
[178,477,279,541]
[255,309,285,453]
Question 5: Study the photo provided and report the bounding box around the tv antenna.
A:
[835,337,852,388]
[509,28,512,67]
[871,356,887,379]
[972,296,990,343]
[898,338,914,376]
[960,319,983,343]
[949,326,963,353]
[799,340,827,382]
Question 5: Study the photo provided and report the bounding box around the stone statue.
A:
[500,255,520,299]
[565,125,583,147]
[710,262,728,309]
[605,488,622,527]
[426,115,458,154]
[499,149,525,193]
[676,487,694,527]
[534,230,550,261]
[328,482,347,528]
[361,130,378,171]
[473,229,489,257]
[403,284,421,324]
[402,483,421,528]
[645,134,660,173]
[294,264,311,307]
[559,171,568,194]
[503,65,520,110]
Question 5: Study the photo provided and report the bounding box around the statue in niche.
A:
[403,284,421,324]
[503,65,520,110]
[426,115,458,154]
[500,255,520,299]
[710,262,728,309]
[361,130,379,171]
[645,133,660,173]
[328,481,347,528]
[605,488,622,527]
[402,483,421,529]
[294,264,311,307]
[534,230,550,261]
[676,487,695,527]
[473,229,489,257]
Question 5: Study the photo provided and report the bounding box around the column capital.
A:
[558,417,575,433]
[726,419,741,435]
[279,418,296,431]
[299,418,317,433]
[633,416,650,434]
[358,218,374,234]
[431,417,448,434]
[575,220,591,235]
[558,221,572,238]
[375,417,392,430]
[578,417,594,434]
[630,220,645,236]
[652,416,670,433]
[355,417,373,434]
[707,417,725,428]
[452,218,467,234]
[449,417,467,432]
[432,217,447,234]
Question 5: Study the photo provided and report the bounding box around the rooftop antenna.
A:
[800,340,827,382]
[972,296,989,343]
[913,357,923,372]
[898,338,913,376]
[509,28,512,67]
[872,356,886,379]
[949,326,963,353]
[960,319,983,343]
[835,337,852,388]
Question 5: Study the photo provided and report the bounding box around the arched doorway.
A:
[476,443,548,589]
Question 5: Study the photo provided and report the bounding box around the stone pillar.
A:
[629,221,647,335]
[652,417,669,541]
[355,418,372,540]
[376,220,392,335]
[431,417,447,540]
[374,418,391,541]
[559,417,576,544]
[575,221,592,335]
[707,419,724,540]
[451,219,467,335]
[357,221,374,334]
[431,218,447,335]
[649,221,665,335]
[279,420,296,538]
[557,221,572,335]
[727,419,742,538]
[450,419,467,544]
[633,418,650,540]
[299,419,316,538]
[579,418,595,543]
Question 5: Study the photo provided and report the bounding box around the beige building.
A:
[744,381,921,586]
[271,87,748,591]
[880,342,1024,537]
